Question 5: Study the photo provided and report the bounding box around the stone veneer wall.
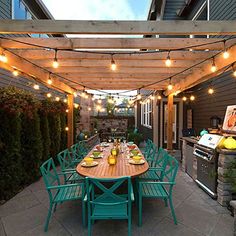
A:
[217,149,236,206]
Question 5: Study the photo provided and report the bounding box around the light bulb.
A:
[52,59,59,68]
[182,96,187,101]
[190,95,195,101]
[92,96,95,101]
[88,107,91,111]
[63,98,67,103]
[81,91,86,97]
[168,84,173,90]
[211,64,217,72]
[111,57,116,71]
[65,127,69,131]
[66,109,69,113]
[150,95,155,100]
[157,95,162,100]
[0,53,7,63]
[96,105,101,110]
[165,55,171,67]
[223,51,229,59]
[47,78,52,85]
[233,70,236,77]
[208,88,214,94]
[33,84,39,90]
[74,103,79,108]
[46,93,52,98]
[98,99,102,104]
[73,92,77,97]
[137,94,142,100]
[55,97,60,101]
[12,69,19,76]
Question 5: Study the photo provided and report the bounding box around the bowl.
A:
[93,151,101,157]
[130,149,139,156]
[133,155,142,163]
[84,157,93,165]
[128,145,136,150]
[128,141,134,145]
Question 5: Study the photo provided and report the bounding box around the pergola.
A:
[0,20,236,149]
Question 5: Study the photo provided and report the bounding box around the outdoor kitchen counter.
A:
[181,137,199,180]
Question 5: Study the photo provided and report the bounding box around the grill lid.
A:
[198,134,224,149]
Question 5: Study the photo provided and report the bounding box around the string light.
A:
[33,84,39,90]
[182,96,187,101]
[88,107,91,111]
[211,58,217,72]
[73,92,77,97]
[96,105,101,111]
[165,51,171,67]
[66,109,69,113]
[110,54,116,71]
[190,95,195,101]
[0,52,7,63]
[52,49,59,68]
[74,103,79,109]
[137,89,142,100]
[97,95,102,104]
[12,69,19,76]
[167,78,173,90]
[65,127,69,131]
[223,41,229,59]
[208,88,214,94]
[150,95,155,100]
[46,92,52,98]
[55,96,60,101]
[47,74,52,85]
[157,95,162,100]
[63,98,67,103]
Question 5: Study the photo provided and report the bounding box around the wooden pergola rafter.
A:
[1,20,236,148]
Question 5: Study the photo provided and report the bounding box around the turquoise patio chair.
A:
[85,176,134,236]
[40,158,85,232]
[57,149,84,184]
[142,139,153,158]
[137,154,179,226]
[138,147,168,181]
[70,141,89,164]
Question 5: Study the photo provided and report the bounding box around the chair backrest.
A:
[40,158,60,189]
[70,143,84,161]
[163,154,179,184]
[57,149,73,171]
[86,177,132,208]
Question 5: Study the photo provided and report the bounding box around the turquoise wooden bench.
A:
[40,158,86,232]
[136,154,179,226]
[85,176,134,236]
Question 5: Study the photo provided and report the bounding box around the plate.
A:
[128,159,145,165]
[81,161,98,167]
[130,153,142,157]
[100,143,109,147]
[90,154,103,159]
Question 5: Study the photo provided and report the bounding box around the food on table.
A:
[130,149,139,156]
[93,151,101,157]
[84,157,94,165]
[133,155,142,164]
[223,137,236,149]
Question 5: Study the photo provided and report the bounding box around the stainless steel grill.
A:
[193,134,224,198]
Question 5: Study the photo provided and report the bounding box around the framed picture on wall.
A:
[222,105,236,134]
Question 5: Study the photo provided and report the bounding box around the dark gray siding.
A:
[163,0,185,20]
[0,0,11,19]
[210,0,236,20]
[183,71,236,135]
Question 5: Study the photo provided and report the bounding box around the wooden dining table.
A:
[76,143,149,178]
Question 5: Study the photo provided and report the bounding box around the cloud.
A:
[42,0,145,20]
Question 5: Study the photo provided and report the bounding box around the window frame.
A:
[140,98,152,129]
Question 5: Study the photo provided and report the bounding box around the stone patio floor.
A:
[0,168,233,236]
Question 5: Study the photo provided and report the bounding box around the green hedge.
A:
[0,87,68,201]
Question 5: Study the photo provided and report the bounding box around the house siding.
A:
[183,71,236,135]
[0,0,11,19]
[163,0,185,20]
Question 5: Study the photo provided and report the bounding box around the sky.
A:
[42,0,152,96]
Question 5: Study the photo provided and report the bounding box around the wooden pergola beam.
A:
[0,47,75,94]
[0,20,236,35]
[12,49,217,60]
[165,44,236,95]
[1,37,233,50]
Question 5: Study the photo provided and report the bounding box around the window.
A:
[141,99,152,128]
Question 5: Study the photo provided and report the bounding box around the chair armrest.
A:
[47,183,83,190]
[83,184,93,202]
[130,184,135,201]
[148,167,163,171]
[139,181,176,186]
[58,170,76,175]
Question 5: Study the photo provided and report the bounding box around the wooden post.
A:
[67,94,74,147]
[167,94,174,151]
